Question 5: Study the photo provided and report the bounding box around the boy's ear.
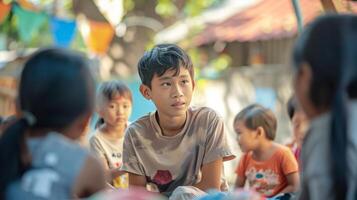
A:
[192,79,196,91]
[256,127,265,138]
[140,84,152,100]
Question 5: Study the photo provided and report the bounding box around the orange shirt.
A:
[236,145,298,197]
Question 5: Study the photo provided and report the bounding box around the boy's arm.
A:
[279,147,300,194]
[194,158,222,191]
[128,172,147,187]
[234,175,246,188]
[279,172,300,194]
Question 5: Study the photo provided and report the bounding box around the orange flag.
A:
[86,20,114,55]
[0,1,11,24]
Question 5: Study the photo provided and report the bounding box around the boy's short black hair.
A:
[234,104,277,140]
[137,44,194,88]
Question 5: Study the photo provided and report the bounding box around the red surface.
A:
[194,0,357,45]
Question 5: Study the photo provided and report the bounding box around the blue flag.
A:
[50,17,76,48]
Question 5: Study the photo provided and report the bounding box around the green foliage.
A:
[70,31,87,52]
[210,54,231,71]
[155,0,177,18]
[153,0,221,18]
[123,0,135,13]
[184,0,218,17]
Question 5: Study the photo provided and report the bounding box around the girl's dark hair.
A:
[234,104,277,140]
[287,96,297,120]
[0,48,95,197]
[293,14,357,200]
[95,80,132,128]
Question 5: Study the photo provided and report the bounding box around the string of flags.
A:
[0,0,115,55]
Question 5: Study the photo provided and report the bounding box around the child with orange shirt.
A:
[234,104,299,198]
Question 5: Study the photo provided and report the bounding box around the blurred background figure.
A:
[0,48,106,199]
[292,14,357,200]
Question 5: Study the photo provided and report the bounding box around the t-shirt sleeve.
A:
[89,135,105,159]
[120,127,145,176]
[202,111,235,164]
[281,147,299,175]
[235,154,248,178]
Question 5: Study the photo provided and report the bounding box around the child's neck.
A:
[100,124,126,139]
[156,112,187,137]
[252,140,276,161]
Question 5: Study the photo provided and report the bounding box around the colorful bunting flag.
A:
[50,17,76,48]
[0,1,11,24]
[18,0,38,11]
[86,20,114,55]
[13,5,47,42]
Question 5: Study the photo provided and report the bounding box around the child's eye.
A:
[181,80,190,84]
[109,105,115,109]
[161,82,171,87]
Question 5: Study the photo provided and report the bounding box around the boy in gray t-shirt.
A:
[121,44,235,197]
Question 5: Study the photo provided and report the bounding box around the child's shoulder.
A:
[273,143,295,158]
[190,106,221,119]
[89,129,103,142]
[125,112,153,133]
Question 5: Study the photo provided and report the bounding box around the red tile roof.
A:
[194,0,357,46]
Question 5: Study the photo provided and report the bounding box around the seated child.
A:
[90,80,132,189]
[121,44,235,197]
[234,104,299,198]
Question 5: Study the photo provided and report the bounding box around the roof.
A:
[154,0,258,44]
[194,0,357,46]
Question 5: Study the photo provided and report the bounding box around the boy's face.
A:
[98,96,132,128]
[234,120,258,153]
[140,66,195,119]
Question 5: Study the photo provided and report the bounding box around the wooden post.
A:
[321,0,346,13]
[292,0,303,33]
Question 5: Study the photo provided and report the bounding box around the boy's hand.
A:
[234,175,246,188]
[128,172,147,188]
[279,172,300,194]
[194,158,223,191]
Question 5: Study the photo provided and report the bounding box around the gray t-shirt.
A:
[299,101,357,200]
[121,106,235,196]
[6,132,89,200]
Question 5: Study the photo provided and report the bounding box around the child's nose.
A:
[117,107,124,115]
[171,84,184,98]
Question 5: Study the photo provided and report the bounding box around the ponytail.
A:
[95,118,105,129]
[0,119,31,198]
[330,91,347,199]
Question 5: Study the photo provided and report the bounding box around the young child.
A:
[285,96,309,165]
[292,15,357,200]
[0,48,106,199]
[90,80,132,189]
[234,104,299,198]
[121,44,235,197]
